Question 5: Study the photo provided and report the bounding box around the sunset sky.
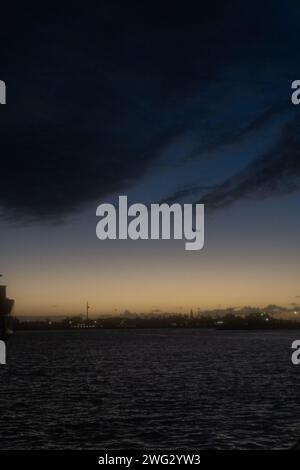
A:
[1,1,300,315]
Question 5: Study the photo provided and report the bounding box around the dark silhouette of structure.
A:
[0,278,14,341]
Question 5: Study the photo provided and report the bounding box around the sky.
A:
[0,1,300,315]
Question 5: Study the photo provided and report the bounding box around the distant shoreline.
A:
[9,311,300,333]
[13,324,300,332]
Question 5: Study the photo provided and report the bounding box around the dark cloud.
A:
[196,114,300,210]
[1,1,300,221]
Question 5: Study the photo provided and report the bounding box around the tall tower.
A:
[86,301,90,321]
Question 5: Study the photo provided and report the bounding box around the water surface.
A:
[0,329,300,449]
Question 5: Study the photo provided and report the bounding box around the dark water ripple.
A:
[1,329,300,449]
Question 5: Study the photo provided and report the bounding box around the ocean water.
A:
[0,329,300,450]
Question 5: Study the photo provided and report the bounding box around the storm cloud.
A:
[198,114,300,209]
[1,1,300,221]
